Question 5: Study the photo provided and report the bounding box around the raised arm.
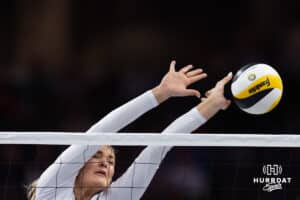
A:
[85,90,157,133]
[88,60,206,133]
[36,61,207,199]
[109,72,233,200]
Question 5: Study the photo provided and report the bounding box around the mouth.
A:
[95,170,107,178]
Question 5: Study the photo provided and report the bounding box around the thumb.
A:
[184,89,201,98]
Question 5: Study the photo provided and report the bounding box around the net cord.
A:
[0,132,299,147]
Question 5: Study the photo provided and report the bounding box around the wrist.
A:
[152,85,170,104]
[196,98,223,120]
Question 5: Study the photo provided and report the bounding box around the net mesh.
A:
[1,133,300,200]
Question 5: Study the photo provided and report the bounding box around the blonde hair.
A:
[26,179,38,200]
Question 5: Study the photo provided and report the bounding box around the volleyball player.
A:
[28,60,232,200]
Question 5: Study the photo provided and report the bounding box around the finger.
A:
[187,73,207,85]
[217,72,233,87]
[186,68,204,77]
[215,72,233,90]
[179,64,193,73]
[184,89,201,98]
[169,60,176,72]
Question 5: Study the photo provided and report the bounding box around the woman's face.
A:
[77,146,115,191]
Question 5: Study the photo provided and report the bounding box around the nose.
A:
[98,159,108,168]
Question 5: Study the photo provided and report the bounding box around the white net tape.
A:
[0,132,299,147]
[1,132,299,199]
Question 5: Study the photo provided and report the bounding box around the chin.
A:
[92,178,109,189]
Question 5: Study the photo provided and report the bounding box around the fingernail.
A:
[228,72,233,76]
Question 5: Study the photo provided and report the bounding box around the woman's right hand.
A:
[152,60,207,103]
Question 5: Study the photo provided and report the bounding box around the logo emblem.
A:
[248,73,256,81]
[263,164,282,176]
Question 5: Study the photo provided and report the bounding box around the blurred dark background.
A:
[1,0,300,199]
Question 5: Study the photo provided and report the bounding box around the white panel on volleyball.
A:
[242,88,281,115]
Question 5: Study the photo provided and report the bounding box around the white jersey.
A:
[36,90,206,200]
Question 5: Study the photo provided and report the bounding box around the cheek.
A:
[82,163,97,176]
[85,161,96,170]
[108,166,115,179]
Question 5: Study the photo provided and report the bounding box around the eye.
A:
[92,154,100,159]
[108,160,115,165]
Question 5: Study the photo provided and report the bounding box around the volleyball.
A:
[231,63,283,115]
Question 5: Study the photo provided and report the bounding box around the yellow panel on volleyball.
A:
[234,74,283,99]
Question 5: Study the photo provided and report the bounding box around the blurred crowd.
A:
[1,0,300,199]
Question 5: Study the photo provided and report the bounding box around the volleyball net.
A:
[1,132,300,200]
